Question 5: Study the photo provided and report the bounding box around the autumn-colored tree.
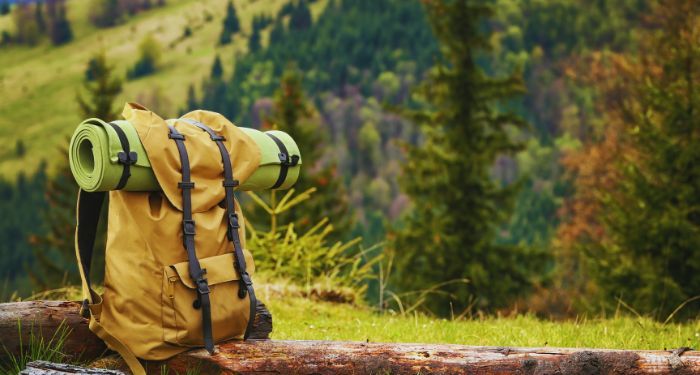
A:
[557,0,700,319]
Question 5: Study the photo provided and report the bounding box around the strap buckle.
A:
[278,153,300,166]
[238,271,252,298]
[183,219,196,236]
[228,213,240,230]
[117,151,138,165]
[196,271,210,295]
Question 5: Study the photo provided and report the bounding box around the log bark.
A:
[0,300,272,363]
[159,340,700,375]
[0,300,107,363]
[20,360,125,374]
[2,300,699,374]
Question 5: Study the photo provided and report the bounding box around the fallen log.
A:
[20,360,125,375]
[0,300,107,363]
[2,300,699,374]
[159,340,700,375]
[0,300,272,363]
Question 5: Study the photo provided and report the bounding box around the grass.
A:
[260,281,700,351]
[3,282,699,373]
[0,0,327,178]
[0,321,72,375]
[7,283,700,353]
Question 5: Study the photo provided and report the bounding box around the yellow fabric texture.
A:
[77,104,260,373]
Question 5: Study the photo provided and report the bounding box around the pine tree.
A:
[34,1,46,34]
[127,34,161,79]
[251,65,352,239]
[185,84,197,112]
[31,52,123,288]
[392,0,535,315]
[0,1,10,16]
[269,18,284,46]
[211,55,223,79]
[90,0,121,28]
[77,51,123,121]
[218,0,240,45]
[46,0,72,46]
[248,26,261,53]
[289,0,312,31]
[580,0,700,319]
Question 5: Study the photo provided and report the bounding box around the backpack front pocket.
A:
[161,252,253,347]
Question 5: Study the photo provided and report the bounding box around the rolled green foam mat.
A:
[69,119,158,192]
[239,128,301,191]
[69,119,302,192]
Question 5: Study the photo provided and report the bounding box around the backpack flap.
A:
[123,103,262,213]
[162,252,255,346]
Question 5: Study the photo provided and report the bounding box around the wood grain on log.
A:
[20,360,125,374]
[161,340,700,375]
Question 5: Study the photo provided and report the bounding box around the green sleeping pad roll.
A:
[69,119,158,192]
[239,128,301,191]
[69,119,302,192]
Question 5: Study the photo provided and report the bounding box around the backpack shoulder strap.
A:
[180,118,257,339]
[74,189,146,375]
[167,125,216,354]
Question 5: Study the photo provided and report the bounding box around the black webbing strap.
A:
[266,133,299,189]
[167,125,215,354]
[180,118,257,339]
[107,122,137,190]
[77,189,106,315]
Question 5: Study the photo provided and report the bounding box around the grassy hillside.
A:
[0,0,325,178]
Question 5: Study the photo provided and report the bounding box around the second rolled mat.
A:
[69,118,301,192]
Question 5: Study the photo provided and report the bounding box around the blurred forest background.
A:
[0,0,698,322]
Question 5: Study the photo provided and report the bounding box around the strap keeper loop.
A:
[211,134,226,141]
[223,179,239,188]
[178,181,195,189]
[168,133,185,140]
[183,219,196,236]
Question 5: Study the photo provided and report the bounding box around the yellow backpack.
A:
[75,104,268,374]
